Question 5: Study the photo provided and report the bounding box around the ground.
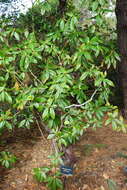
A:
[1,125,127,190]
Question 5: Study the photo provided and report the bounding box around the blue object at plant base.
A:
[60,165,73,176]
[123,166,127,175]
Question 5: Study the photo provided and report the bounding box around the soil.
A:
[1,125,127,190]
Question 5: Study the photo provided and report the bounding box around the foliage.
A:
[33,167,63,190]
[33,153,63,190]
[106,108,126,132]
[107,179,118,190]
[0,151,17,168]
[116,152,127,159]
[0,0,126,172]
[0,0,125,145]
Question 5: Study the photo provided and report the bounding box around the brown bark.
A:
[115,0,127,118]
[58,0,67,14]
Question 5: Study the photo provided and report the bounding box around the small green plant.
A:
[0,151,17,168]
[116,152,127,159]
[33,153,63,190]
[107,179,118,190]
[33,166,51,182]
[46,174,63,190]
[33,167,63,190]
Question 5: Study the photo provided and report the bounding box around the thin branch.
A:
[35,117,47,141]
[13,111,21,118]
[58,0,67,15]
[52,139,59,154]
[35,113,59,153]
[65,88,99,109]
[15,75,24,86]
[29,69,43,85]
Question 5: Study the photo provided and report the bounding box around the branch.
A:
[35,117,47,141]
[52,139,59,154]
[29,69,43,85]
[65,88,99,109]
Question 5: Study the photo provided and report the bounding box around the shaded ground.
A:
[1,126,127,190]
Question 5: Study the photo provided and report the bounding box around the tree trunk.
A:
[115,0,127,118]
[58,0,67,14]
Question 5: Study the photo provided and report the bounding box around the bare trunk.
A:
[58,0,67,14]
[116,0,127,118]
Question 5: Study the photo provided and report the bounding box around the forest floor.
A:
[1,125,127,190]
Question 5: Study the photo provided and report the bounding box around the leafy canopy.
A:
[0,0,125,150]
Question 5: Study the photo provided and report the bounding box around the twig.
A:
[52,139,59,154]
[36,113,59,153]
[65,88,99,109]
[29,69,43,85]
[37,112,51,133]
[13,110,21,118]
[35,117,47,141]
[15,75,24,87]
[35,113,59,153]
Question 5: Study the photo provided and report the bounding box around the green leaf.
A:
[56,178,63,189]
[14,32,20,41]
[0,77,5,81]
[80,73,88,81]
[50,108,55,119]
[64,120,70,125]
[105,119,111,126]
[92,1,98,11]
[0,87,4,92]
[60,20,65,31]
[24,30,29,38]
[104,79,114,87]
[52,178,57,190]
[0,121,5,129]
[99,0,105,6]
[4,160,10,168]
[59,138,67,146]
[42,108,49,119]
[107,179,118,190]
[70,18,74,30]
[84,52,92,61]
[41,8,46,15]
[47,134,55,139]
[18,120,26,128]
[0,91,5,102]
[6,121,12,130]
[5,92,12,104]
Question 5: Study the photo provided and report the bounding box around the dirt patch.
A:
[65,126,127,190]
[0,129,53,190]
[1,126,127,190]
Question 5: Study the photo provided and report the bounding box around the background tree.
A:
[116,0,127,118]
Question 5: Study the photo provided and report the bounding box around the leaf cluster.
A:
[0,151,17,168]
[33,153,63,190]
